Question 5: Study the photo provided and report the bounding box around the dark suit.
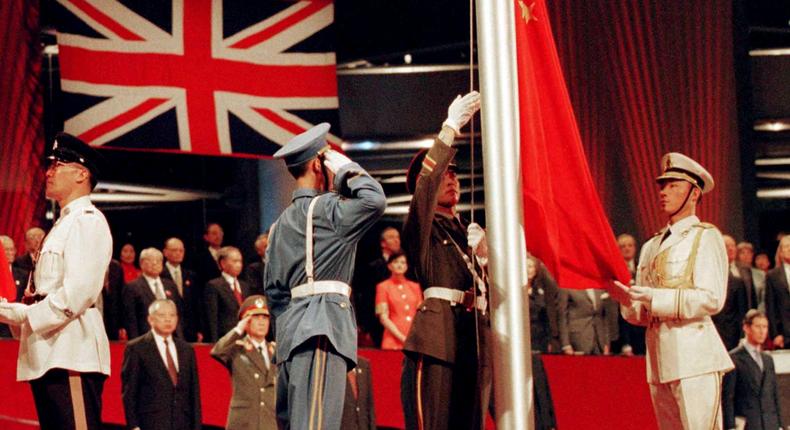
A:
[765,266,790,346]
[243,260,266,296]
[204,276,250,342]
[713,275,749,350]
[737,264,759,311]
[341,357,376,430]
[13,252,33,272]
[161,265,201,342]
[193,246,221,291]
[558,288,608,354]
[121,332,201,430]
[723,345,783,430]
[122,276,185,340]
[210,329,276,430]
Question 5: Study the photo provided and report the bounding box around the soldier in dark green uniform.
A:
[400,92,491,430]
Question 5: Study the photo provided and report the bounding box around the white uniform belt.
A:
[291,281,351,298]
[424,287,487,311]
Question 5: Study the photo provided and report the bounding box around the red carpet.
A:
[0,340,657,429]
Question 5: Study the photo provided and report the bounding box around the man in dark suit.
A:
[193,223,224,293]
[123,248,184,340]
[211,295,276,430]
[121,299,201,430]
[765,235,790,349]
[204,246,250,342]
[725,235,758,311]
[723,309,783,430]
[611,233,646,355]
[713,273,749,350]
[559,288,610,355]
[102,259,125,340]
[161,237,202,342]
[243,233,268,296]
[12,227,44,272]
[340,356,376,430]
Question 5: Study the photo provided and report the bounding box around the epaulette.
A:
[83,208,95,214]
[694,222,716,229]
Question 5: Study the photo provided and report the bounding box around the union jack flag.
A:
[55,0,340,157]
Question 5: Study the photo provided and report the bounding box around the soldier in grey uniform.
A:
[0,133,112,430]
[211,295,277,430]
[264,123,386,430]
[612,152,734,430]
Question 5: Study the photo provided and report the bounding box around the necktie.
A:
[173,267,183,296]
[232,279,243,305]
[660,229,671,244]
[754,350,764,372]
[258,345,271,370]
[154,279,166,300]
[586,289,597,310]
[164,338,178,385]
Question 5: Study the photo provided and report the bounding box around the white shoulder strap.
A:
[305,195,323,285]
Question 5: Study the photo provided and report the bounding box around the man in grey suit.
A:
[765,235,790,349]
[264,123,385,430]
[723,309,783,430]
[559,288,610,355]
[211,295,276,430]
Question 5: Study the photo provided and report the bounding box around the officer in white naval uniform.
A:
[611,152,733,430]
[0,133,112,430]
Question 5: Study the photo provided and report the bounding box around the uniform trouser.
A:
[29,369,106,430]
[401,324,492,430]
[276,336,348,430]
[649,372,724,430]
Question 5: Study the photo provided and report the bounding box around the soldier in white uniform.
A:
[611,152,734,430]
[0,133,112,430]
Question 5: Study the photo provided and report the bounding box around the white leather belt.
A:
[424,287,487,312]
[291,280,351,299]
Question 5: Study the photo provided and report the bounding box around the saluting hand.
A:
[322,149,353,174]
[443,91,481,135]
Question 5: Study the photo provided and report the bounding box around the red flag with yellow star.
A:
[514,0,630,289]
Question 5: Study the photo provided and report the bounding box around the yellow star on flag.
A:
[518,0,538,24]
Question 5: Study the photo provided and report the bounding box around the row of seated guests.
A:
[120,295,376,430]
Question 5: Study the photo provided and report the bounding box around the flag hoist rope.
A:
[469,0,476,224]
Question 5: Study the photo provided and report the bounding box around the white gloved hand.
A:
[322,149,354,174]
[0,302,28,325]
[234,315,251,335]
[443,91,481,135]
[626,285,653,304]
[467,223,488,261]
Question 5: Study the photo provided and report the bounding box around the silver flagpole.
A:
[475,1,534,429]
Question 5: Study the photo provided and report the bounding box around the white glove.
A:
[234,315,251,335]
[443,91,481,135]
[626,285,653,304]
[322,149,353,174]
[467,223,486,251]
[0,302,28,325]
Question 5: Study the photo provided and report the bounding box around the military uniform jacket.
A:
[621,215,733,384]
[264,163,386,366]
[402,132,487,364]
[19,196,113,381]
[211,329,277,430]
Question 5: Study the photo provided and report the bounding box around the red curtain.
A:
[547,1,742,242]
[0,0,45,247]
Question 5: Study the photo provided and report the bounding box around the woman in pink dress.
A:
[119,243,141,283]
[375,251,423,350]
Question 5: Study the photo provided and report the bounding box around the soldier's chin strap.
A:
[670,183,698,219]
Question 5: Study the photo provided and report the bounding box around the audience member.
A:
[340,356,376,430]
[120,243,141,284]
[123,248,184,340]
[755,252,772,273]
[612,233,645,355]
[559,287,609,355]
[738,241,767,311]
[526,256,556,353]
[374,251,422,350]
[121,299,201,430]
[714,235,750,350]
[12,226,44,272]
[725,237,757,310]
[204,246,250,342]
[103,259,125,340]
[723,310,783,430]
[354,226,402,346]
[765,235,790,349]
[0,235,27,338]
[211,295,276,430]
[243,233,268,296]
[161,238,202,342]
[194,223,224,290]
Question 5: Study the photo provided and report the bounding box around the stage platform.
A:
[0,340,659,429]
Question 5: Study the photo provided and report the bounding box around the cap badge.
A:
[255,298,264,308]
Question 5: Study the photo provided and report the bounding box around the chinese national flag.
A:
[514,0,630,289]
[0,249,15,301]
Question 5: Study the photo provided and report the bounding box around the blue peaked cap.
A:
[273,123,331,167]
